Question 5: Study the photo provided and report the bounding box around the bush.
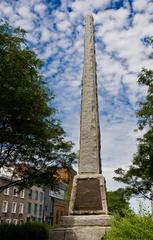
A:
[0,222,49,240]
[102,211,153,240]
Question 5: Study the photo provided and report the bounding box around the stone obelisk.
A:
[79,14,101,175]
[51,15,111,240]
[68,14,107,216]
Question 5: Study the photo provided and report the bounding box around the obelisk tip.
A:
[86,14,94,21]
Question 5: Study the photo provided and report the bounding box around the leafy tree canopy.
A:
[0,19,76,191]
[114,38,153,200]
[107,188,131,216]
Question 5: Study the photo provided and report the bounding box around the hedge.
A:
[0,222,49,240]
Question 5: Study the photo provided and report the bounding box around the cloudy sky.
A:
[1,0,153,207]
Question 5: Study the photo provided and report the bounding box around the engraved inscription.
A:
[74,178,102,211]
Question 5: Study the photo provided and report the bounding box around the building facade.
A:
[0,177,26,224]
[25,186,44,222]
[44,168,76,225]
[0,168,76,224]
[44,182,67,225]
[0,177,44,224]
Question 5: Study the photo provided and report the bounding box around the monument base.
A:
[69,174,108,215]
[50,215,111,240]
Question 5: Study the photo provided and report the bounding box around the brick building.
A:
[0,175,44,223]
[0,176,26,224]
[0,167,76,224]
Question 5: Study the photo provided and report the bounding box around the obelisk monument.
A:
[69,14,107,216]
[79,14,101,175]
[51,15,111,240]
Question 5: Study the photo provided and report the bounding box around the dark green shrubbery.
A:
[102,211,153,240]
[0,222,49,240]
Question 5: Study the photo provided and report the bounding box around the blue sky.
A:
[1,0,153,209]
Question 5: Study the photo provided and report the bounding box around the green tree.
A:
[107,188,131,216]
[0,20,76,191]
[102,211,153,240]
[114,38,153,200]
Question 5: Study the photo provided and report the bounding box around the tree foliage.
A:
[0,20,76,190]
[107,188,131,216]
[114,38,153,200]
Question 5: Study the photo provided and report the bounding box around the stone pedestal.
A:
[69,174,107,215]
[50,215,111,240]
[50,174,110,240]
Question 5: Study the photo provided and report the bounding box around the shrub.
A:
[0,222,49,240]
[20,222,49,240]
[102,211,153,240]
[0,223,10,240]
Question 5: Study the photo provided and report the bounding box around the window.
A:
[32,216,36,222]
[20,190,25,198]
[50,189,64,200]
[34,204,37,215]
[40,192,43,201]
[35,191,38,200]
[45,205,47,213]
[13,219,17,224]
[39,204,43,216]
[60,211,64,221]
[27,202,32,214]
[19,203,24,214]
[12,202,17,213]
[13,188,18,197]
[26,217,30,222]
[49,190,52,197]
[4,188,9,195]
[28,189,32,200]
[6,219,11,224]
[2,201,8,213]
[55,210,59,224]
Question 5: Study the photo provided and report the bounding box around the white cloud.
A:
[17,5,31,17]
[34,3,47,16]
[56,19,71,32]
[41,28,51,42]
[133,0,149,11]
[0,2,13,16]
[95,8,129,30]
[14,18,35,31]
[71,0,108,14]
[102,119,139,189]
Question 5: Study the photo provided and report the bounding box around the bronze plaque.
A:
[73,178,102,211]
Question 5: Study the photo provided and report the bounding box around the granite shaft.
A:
[79,15,101,174]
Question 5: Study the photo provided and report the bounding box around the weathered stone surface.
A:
[51,215,111,240]
[60,215,112,227]
[50,226,110,240]
[79,14,101,174]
